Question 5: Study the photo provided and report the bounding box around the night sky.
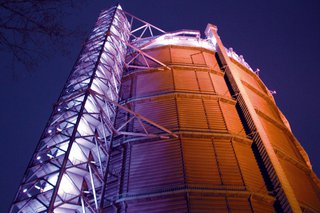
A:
[1,0,319,211]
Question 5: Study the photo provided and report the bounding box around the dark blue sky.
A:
[1,0,319,211]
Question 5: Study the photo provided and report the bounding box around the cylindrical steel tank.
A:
[103,34,285,212]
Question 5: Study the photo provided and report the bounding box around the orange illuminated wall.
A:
[228,56,320,212]
[101,24,320,212]
[104,44,298,212]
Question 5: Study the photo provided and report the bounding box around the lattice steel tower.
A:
[11,4,320,213]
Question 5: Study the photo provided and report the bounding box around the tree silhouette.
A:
[0,0,84,71]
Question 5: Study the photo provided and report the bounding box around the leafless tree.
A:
[0,0,85,72]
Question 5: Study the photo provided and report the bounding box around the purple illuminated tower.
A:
[11,4,320,213]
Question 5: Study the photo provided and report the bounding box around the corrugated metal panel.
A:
[170,46,201,64]
[177,97,208,129]
[203,99,227,131]
[189,196,228,212]
[191,52,206,65]
[227,197,252,212]
[232,61,267,94]
[233,142,268,193]
[106,41,320,212]
[196,71,215,93]
[125,194,188,213]
[145,46,172,65]
[182,137,221,187]
[130,47,171,68]
[119,145,130,195]
[133,97,178,133]
[251,199,276,213]
[220,100,246,136]
[114,104,131,132]
[210,72,231,97]
[214,139,244,186]
[128,139,184,193]
[135,70,173,97]
[203,51,220,70]
[105,148,123,199]
[244,85,281,122]
[174,69,199,91]
[120,77,132,100]
[280,159,320,211]
[259,117,303,162]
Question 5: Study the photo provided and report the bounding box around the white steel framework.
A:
[10,3,300,213]
[10,5,130,212]
[10,4,178,213]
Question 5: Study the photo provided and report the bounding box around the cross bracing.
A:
[11,3,320,213]
[10,4,179,213]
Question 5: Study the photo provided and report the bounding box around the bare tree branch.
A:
[0,0,86,72]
